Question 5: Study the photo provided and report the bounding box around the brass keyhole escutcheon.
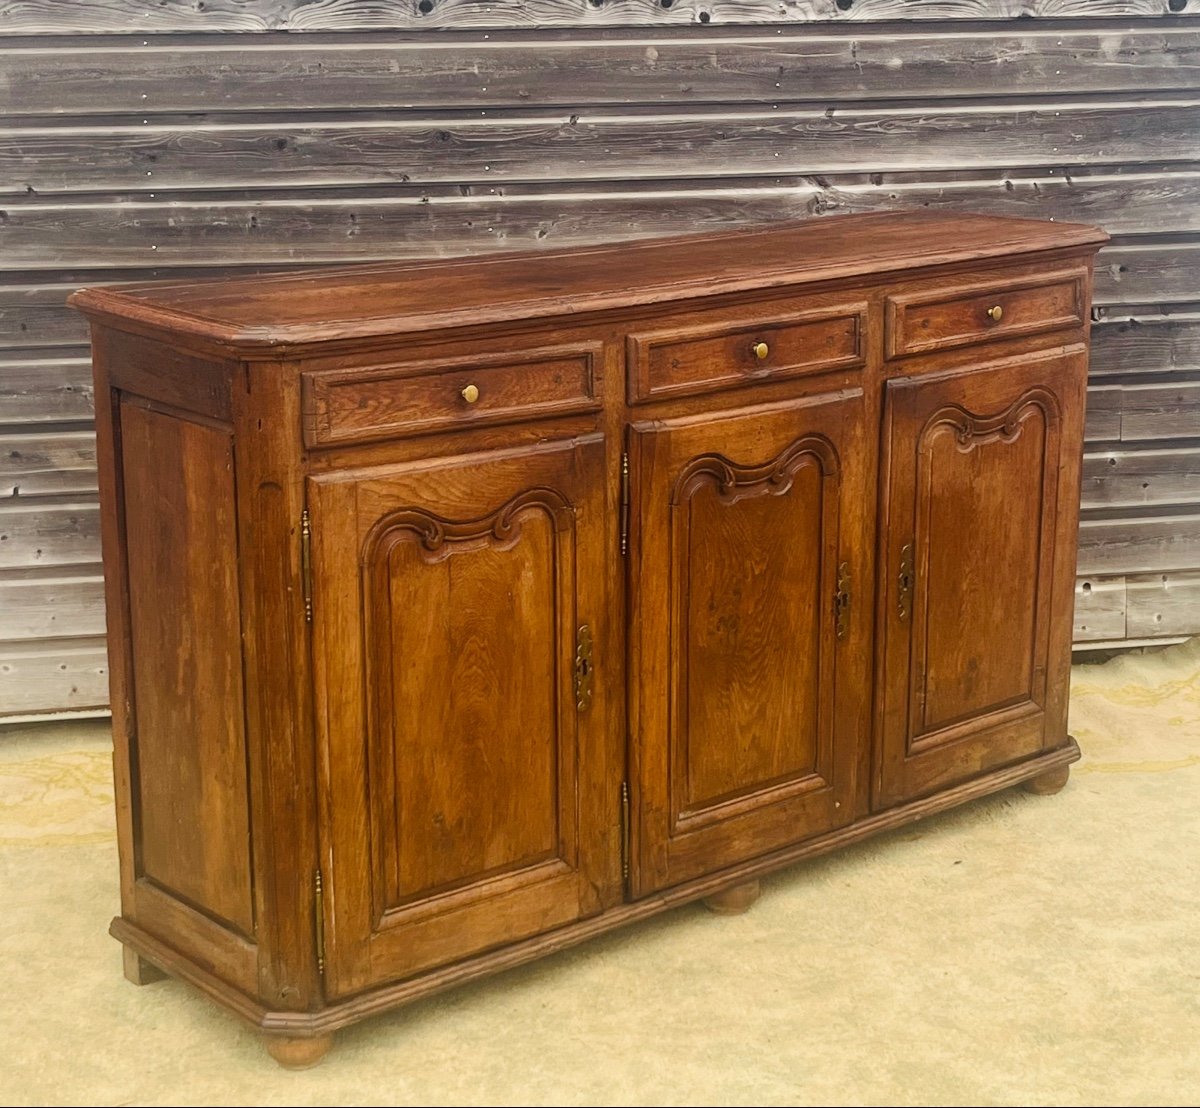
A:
[752,341,770,360]
[987,305,1004,323]
[461,383,480,403]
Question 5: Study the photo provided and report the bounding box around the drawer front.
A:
[886,269,1087,358]
[302,342,602,446]
[627,303,866,404]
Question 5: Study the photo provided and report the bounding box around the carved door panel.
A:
[308,436,617,998]
[628,392,873,896]
[875,348,1087,808]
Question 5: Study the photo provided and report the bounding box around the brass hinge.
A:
[573,624,594,712]
[897,542,914,622]
[313,868,326,977]
[620,780,631,887]
[300,509,313,624]
[835,560,851,641]
[619,452,630,556]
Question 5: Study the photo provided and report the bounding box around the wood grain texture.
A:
[118,398,255,938]
[0,0,1192,34]
[1094,243,1200,306]
[1090,314,1200,378]
[1073,575,1127,641]
[9,99,1200,195]
[629,388,872,893]
[0,573,105,639]
[3,169,1196,273]
[0,430,96,496]
[1083,446,1200,510]
[0,637,108,716]
[1126,570,1200,636]
[309,437,613,997]
[4,26,1200,117]
[70,212,1104,346]
[0,499,99,569]
[1080,380,1200,439]
[1078,511,1200,574]
[0,353,94,422]
[875,346,1085,806]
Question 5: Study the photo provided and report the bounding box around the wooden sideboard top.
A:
[69,211,1107,351]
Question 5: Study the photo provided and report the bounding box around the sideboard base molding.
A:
[111,736,1080,1043]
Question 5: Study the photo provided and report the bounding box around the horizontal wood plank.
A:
[1093,242,1200,306]
[6,98,1200,195]
[1114,381,1200,440]
[0,499,100,569]
[1083,445,1200,509]
[0,573,106,640]
[0,430,97,496]
[5,26,1200,116]
[1090,315,1200,378]
[1077,511,1200,575]
[1073,575,1126,642]
[0,1,1193,35]
[0,637,108,717]
[4,169,1199,270]
[0,354,94,422]
[1125,570,1200,637]
[1080,379,1200,441]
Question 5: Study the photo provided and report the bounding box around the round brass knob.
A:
[461,383,480,404]
[987,305,1004,323]
[752,341,769,360]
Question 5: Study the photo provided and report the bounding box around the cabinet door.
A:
[628,392,872,896]
[875,348,1086,807]
[309,436,616,998]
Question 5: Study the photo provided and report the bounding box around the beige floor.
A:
[2,641,1198,1107]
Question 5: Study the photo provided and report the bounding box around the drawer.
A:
[886,268,1087,358]
[301,342,603,446]
[626,302,867,404]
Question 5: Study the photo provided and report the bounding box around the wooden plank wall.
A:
[2,1,1199,718]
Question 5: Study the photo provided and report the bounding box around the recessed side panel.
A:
[119,397,254,938]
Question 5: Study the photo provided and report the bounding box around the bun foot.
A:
[703,879,761,915]
[263,1033,334,1070]
[122,946,167,986]
[1023,765,1071,796]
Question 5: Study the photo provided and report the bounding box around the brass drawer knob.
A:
[461,383,480,404]
[752,341,769,360]
[986,304,1004,323]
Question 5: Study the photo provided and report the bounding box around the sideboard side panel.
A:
[91,327,258,993]
[119,397,256,937]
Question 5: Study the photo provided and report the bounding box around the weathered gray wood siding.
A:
[2,2,1199,718]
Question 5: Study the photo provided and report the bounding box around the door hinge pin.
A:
[314,868,326,977]
[619,452,630,556]
[620,780,631,886]
[300,509,313,624]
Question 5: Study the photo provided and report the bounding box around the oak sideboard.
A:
[70,211,1108,1067]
